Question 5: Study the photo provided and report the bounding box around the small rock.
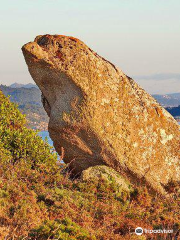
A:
[81,165,132,193]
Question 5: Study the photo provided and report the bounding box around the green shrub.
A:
[0,91,57,167]
[29,218,96,240]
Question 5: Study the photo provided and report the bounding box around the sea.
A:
[38,131,53,146]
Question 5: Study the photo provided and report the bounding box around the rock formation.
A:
[22,34,180,194]
[81,165,132,193]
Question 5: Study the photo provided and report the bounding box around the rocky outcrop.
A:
[81,166,132,193]
[22,34,180,194]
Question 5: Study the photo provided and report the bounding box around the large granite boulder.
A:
[22,34,180,194]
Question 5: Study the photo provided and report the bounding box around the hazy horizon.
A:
[1,0,180,94]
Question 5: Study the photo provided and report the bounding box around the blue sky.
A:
[0,0,180,93]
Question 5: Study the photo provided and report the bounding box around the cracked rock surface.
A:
[22,34,180,194]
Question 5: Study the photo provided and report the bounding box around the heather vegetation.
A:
[0,91,179,240]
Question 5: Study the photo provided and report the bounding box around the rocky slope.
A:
[22,34,180,195]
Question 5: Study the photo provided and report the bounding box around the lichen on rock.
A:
[81,165,133,193]
[22,34,180,194]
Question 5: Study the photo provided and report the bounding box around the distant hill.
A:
[10,82,38,89]
[0,85,41,105]
[152,93,180,107]
[0,84,48,130]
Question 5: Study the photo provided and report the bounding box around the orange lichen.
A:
[55,50,63,60]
